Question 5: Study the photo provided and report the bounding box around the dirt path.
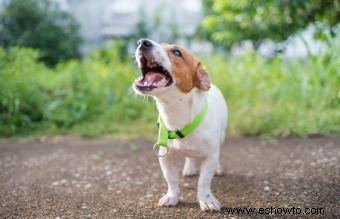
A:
[0,135,339,218]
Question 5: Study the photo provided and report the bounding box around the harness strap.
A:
[156,101,208,148]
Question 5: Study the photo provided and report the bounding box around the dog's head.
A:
[133,38,210,96]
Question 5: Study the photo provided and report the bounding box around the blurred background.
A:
[0,0,339,138]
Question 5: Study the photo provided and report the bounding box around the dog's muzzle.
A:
[134,39,173,92]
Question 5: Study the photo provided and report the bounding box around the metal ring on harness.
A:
[153,143,168,157]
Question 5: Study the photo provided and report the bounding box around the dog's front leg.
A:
[197,153,221,211]
[158,151,180,207]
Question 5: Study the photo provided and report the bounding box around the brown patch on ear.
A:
[194,63,210,91]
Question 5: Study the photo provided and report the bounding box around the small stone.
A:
[264,186,271,192]
[145,194,153,198]
[246,172,254,177]
[110,209,118,214]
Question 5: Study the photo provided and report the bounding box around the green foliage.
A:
[201,0,340,48]
[0,43,155,137]
[205,42,340,137]
[0,38,339,138]
[0,47,49,134]
[0,0,82,65]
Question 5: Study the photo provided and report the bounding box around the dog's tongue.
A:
[145,72,166,83]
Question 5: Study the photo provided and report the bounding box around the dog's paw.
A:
[182,158,199,177]
[214,162,224,176]
[158,194,179,207]
[198,193,221,212]
[182,166,199,177]
[215,167,224,176]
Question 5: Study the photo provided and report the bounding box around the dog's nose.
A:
[138,38,153,49]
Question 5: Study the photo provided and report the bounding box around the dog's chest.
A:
[168,134,208,157]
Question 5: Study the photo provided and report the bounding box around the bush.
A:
[0,44,154,137]
[205,43,340,137]
[0,47,49,135]
[0,38,339,138]
[0,0,82,65]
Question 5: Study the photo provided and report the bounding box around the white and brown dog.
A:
[133,39,228,211]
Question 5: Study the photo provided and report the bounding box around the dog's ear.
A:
[194,63,210,91]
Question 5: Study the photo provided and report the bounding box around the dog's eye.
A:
[172,49,182,57]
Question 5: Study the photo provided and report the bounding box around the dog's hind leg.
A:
[182,157,200,177]
[215,130,225,176]
[158,150,180,207]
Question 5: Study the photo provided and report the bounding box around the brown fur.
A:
[163,45,210,93]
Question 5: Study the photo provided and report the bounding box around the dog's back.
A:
[207,84,228,145]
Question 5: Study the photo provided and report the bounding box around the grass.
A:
[205,48,340,137]
[0,39,339,139]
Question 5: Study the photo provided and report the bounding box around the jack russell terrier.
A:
[133,38,228,212]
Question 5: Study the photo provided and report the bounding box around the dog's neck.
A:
[153,87,207,130]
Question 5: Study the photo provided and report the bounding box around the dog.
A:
[133,38,228,211]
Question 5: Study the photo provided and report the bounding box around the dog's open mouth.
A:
[135,57,173,91]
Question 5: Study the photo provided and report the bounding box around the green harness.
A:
[153,101,208,156]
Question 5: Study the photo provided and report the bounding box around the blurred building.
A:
[51,0,203,53]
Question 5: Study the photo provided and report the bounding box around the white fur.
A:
[134,40,228,212]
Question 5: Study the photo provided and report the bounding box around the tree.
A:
[201,0,340,49]
[0,0,82,65]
